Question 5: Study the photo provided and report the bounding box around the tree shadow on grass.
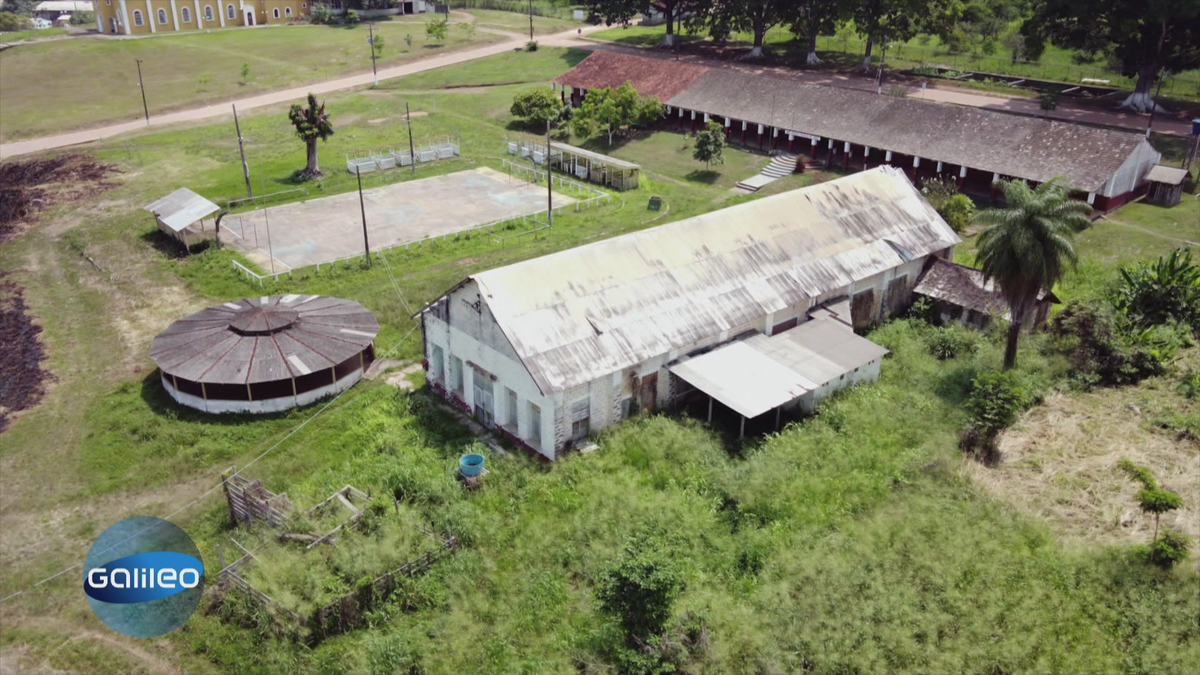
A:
[683,169,721,184]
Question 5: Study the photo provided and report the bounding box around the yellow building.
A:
[91,0,311,34]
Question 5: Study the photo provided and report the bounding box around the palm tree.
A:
[973,178,1092,370]
[288,93,334,181]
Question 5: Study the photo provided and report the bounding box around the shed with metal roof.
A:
[144,188,221,250]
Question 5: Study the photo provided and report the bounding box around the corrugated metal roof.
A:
[912,258,1056,321]
[666,68,1148,192]
[669,317,889,418]
[1145,165,1189,185]
[553,50,710,101]
[144,188,221,232]
[150,295,378,385]
[549,141,641,170]
[34,1,91,11]
[462,167,958,393]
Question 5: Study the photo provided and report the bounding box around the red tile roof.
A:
[553,50,709,101]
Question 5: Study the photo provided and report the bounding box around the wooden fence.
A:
[222,466,291,527]
[310,534,459,641]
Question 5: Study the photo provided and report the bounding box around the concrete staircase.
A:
[735,153,800,192]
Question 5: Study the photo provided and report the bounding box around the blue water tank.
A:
[1193,118,1200,136]
[459,454,485,477]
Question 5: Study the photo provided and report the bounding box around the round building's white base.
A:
[161,369,365,414]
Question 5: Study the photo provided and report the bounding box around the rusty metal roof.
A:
[665,68,1151,192]
[913,258,1057,321]
[150,295,378,385]
[464,167,959,393]
[553,50,710,101]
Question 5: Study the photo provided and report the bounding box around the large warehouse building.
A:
[417,167,960,459]
[554,51,1162,211]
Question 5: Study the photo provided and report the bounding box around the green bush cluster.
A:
[1114,247,1200,331]
[927,324,978,360]
[1117,458,1191,569]
[964,370,1029,438]
[1050,300,1190,390]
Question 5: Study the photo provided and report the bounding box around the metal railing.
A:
[226,188,307,211]
[347,135,461,174]
[501,158,612,211]
[231,259,291,286]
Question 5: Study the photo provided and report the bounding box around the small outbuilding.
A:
[151,295,379,414]
[913,258,1058,330]
[1144,165,1190,207]
[549,142,641,190]
[144,188,221,250]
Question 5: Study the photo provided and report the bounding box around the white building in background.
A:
[416,167,961,460]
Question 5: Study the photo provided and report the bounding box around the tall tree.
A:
[1022,0,1200,112]
[288,94,334,181]
[853,0,963,70]
[710,0,790,59]
[570,82,662,145]
[692,120,726,168]
[585,0,702,48]
[789,0,850,65]
[972,178,1091,370]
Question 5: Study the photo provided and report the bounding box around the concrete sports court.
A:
[223,167,575,270]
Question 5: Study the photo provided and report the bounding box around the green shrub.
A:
[69,10,94,25]
[1114,248,1200,331]
[309,2,334,24]
[1049,300,1180,388]
[598,534,685,639]
[0,11,30,32]
[344,8,359,24]
[526,40,539,51]
[965,370,1028,438]
[927,325,977,360]
[940,193,975,233]
[1138,528,1193,569]
[510,87,561,128]
[1177,369,1200,400]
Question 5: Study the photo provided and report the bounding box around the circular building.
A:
[150,295,379,414]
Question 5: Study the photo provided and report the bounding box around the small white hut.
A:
[144,188,220,251]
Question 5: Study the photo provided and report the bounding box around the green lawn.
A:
[0,23,502,142]
[0,27,68,42]
[461,8,582,36]
[375,45,588,89]
[0,46,1197,674]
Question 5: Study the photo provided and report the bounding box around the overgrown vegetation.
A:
[1117,458,1191,569]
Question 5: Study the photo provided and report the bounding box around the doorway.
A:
[109,16,118,32]
[244,9,255,25]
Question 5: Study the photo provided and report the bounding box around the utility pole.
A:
[232,104,253,199]
[405,102,416,175]
[256,141,275,273]
[357,168,371,266]
[545,120,553,229]
[135,58,150,125]
[367,21,378,87]
[1146,71,1165,139]
[528,0,533,41]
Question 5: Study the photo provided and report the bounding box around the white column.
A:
[913,157,920,167]
[170,0,180,29]
[959,166,967,178]
[678,107,684,118]
[147,0,156,32]
[811,137,817,148]
[885,150,893,161]
[774,128,779,137]
[828,138,834,149]
[95,13,103,31]
[118,0,132,34]
[864,146,871,157]
[725,118,731,128]
[844,141,850,152]
[992,172,1000,183]
[758,124,765,134]
[742,120,747,130]
[1086,192,1096,205]
[936,161,943,172]
[690,110,696,120]
[703,112,709,122]
[194,0,202,27]
[218,0,225,26]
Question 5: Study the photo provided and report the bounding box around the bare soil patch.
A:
[0,155,119,245]
[967,387,1199,561]
[0,277,52,433]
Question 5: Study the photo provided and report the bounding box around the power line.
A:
[0,323,420,605]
